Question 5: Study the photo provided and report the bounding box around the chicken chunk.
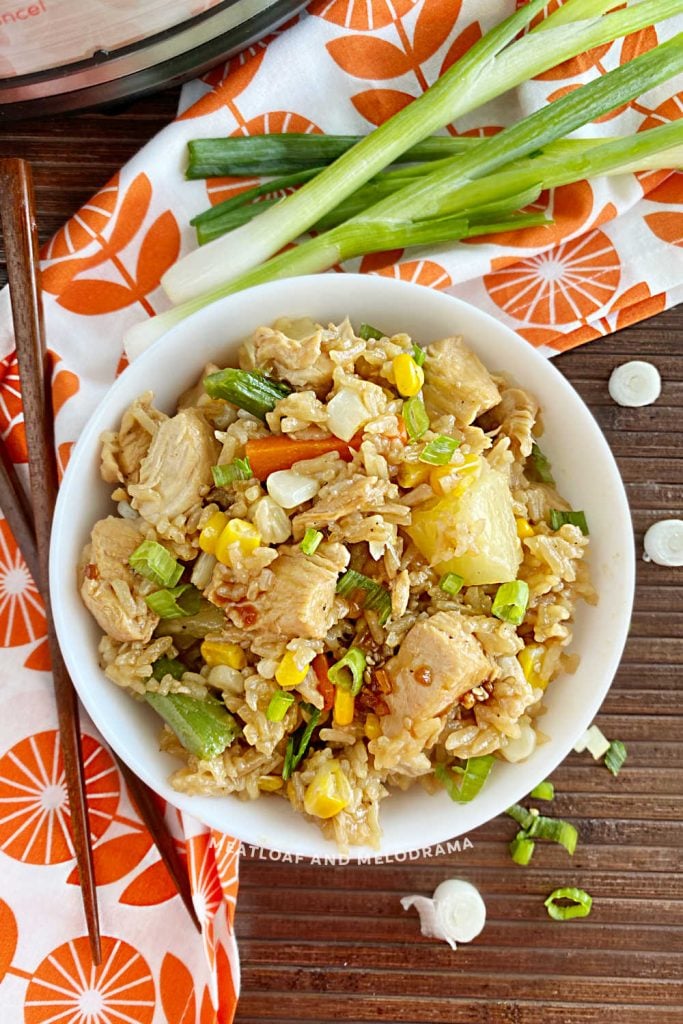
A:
[240,322,334,391]
[381,610,493,740]
[129,409,218,551]
[293,476,398,531]
[79,517,158,643]
[100,392,167,485]
[231,544,346,640]
[423,337,501,425]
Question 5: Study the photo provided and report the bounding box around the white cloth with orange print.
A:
[0,1,682,1021]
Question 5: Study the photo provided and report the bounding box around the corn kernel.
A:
[201,640,246,669]
[258,775,284,792]
[275,649,310,689]
[199,511,228,554]
[304,762,352,819]
[393,353,425,398]
[518,643,548,690]
[516,517,535,539]
[214,518,261,566]
[397,461,431,488]
[334,687,355,727]
[364,713,381,740]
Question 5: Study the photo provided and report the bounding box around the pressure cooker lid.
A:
[0,0,307,119]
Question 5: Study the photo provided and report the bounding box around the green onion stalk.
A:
[125,42,683,358]
[161,0,682,304]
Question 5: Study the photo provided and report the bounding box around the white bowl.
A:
[50,274,634,859]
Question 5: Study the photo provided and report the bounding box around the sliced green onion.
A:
[605,740,627,777]
[282,701,321,780]
[151,656,185,682]
[491,580,530,626]
[529,780,555,801]
[403,396,430,440]
[300,528,323,555]
[328,647,366,696]
[129,540,183,588]
[145,692,239,759]
[510,831,535,866]
[211,456,252,487]
[266,689,296,723]
[434,755,495,804]
[440,572,464,597]
[528,442,555,484]
[549,508,589,535]
[145,584,201,620]
[544,886,593,921]
[336,569,392,626]
[526,814,578,856]
[359,323,385,341]
[419,435,460,466]
[412,343,426,368]
[506,803,536,831]
[203,368,292,420]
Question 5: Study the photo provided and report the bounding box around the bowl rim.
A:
[50,273,635,860]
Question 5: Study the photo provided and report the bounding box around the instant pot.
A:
[0,0,308,119]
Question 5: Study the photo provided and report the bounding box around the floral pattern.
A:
[0,2,681,1021]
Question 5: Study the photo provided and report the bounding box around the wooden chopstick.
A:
[0,157,101,964]
[0,158,200,939]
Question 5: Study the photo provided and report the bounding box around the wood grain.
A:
[0,91,681,1024]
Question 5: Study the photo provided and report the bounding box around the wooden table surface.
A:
[1,91,681,1024]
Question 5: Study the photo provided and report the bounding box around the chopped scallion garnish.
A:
[282,701,321,780]
[549,508,589,535]
[359,323,385,341]
[336,569,391,625]
[402,396,430,440]
[604,740,627,776]
[440,572,464,597]
[529,780,555,801]
[145,584,201,619]
[328,647,366,696]
[266,689,296,723]
[526,814,578,856]
[129,540,183,588]
[203,368,291,420]
[145,692,239,759]
[211,456,252,487]
[300,528,323,556]
[434,755,494,804]
[419,435,460,466]
[506,803,536,831]
[151,656,185,682]
[528,442,555,484]
[510,831,535,866]
[491,580,530,626]
[412,343,426,367]
[544,886,592,921]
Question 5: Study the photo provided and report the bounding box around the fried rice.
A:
[80,316,595,852]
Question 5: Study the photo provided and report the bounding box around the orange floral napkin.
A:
[0,2,681,1021]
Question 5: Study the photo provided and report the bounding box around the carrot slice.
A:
[312,654,335,712]
[245,434,362,480]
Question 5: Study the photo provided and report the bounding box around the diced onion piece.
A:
[643,519,683,567]
[252,495,292,544]
[327,387,371,442]
[585,724,611,760]
[191,551,217,590]
[500,719,537,763]
[266,470,319,509]
[117,501,137,520]
[401,878,486,949]
[544,886,592,921]
[608,360,661,407]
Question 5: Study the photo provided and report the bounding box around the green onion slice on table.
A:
[544,887,593,921]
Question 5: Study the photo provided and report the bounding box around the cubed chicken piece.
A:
[79,516,159,643]
[236,546,343,640]
[382,610,493,738]
[100,392,167,485]
[293,476,395,531]
[423,336,500,425]
[129,408,218,542]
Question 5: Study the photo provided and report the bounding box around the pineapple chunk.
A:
[407,459,521,585]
